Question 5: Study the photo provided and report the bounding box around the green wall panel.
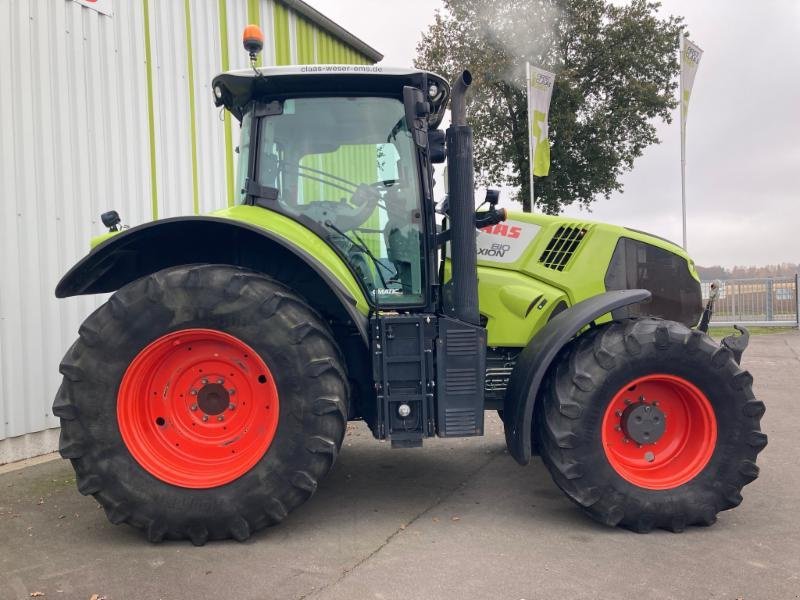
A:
[312,27,372,65]
[295,16,315,63]
[217,0,235,205]
[273,2,291,66]
[316,29,332,62]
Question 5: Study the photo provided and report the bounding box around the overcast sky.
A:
[309,0,799,267]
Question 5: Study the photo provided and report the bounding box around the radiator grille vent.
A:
[445,368,477,394]
[485,366,513,397]
[539,225,588,271]
[446,329,478,356]
[444,408,478,435]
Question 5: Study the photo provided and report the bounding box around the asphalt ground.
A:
[1,331,798,600]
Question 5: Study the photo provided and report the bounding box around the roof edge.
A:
[279,0,384,63]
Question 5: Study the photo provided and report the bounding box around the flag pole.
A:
[526,61,535,210]
[679,35,688,250]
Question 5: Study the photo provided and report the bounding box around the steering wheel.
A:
[298,181,392,232]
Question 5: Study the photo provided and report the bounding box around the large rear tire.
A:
[54,265,348,545]
[535,318,767,532]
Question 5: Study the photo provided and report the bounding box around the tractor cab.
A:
[212,66,451,309]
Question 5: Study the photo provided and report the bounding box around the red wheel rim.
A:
[601,374,716,490]
[117,329,279,489]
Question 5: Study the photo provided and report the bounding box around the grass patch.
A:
[707,325,797,340]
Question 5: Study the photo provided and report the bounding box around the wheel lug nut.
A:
[202,415,209,422]
[190,389,198,396]
[624,399,631,405]
[228,403,236,411]
[623,438,629,444]
[190,404,198,411]
[216,378,224,384]
[201,378,208,385]
[615,410,623,417]
[228,389,236,395]
[217,415,224,422]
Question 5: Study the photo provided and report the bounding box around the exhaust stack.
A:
[445,70,479,325]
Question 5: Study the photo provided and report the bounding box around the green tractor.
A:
[53,28,766,545]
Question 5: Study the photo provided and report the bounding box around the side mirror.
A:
[484,189,500,207]
[101,210,121,232]
[403,86,429,148]
[429,129,446,163]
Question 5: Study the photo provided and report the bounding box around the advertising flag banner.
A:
[679,35,703,250]
[680,37,703,124]
[526,64,556,177]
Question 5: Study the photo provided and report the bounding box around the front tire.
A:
[54,265,348,544]
[535,318,767,532]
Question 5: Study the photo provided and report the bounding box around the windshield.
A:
[238,96,426,306]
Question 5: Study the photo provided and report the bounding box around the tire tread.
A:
[53,265,350,544]
[534,317,767,533]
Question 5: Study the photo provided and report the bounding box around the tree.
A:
[415,0,683,213]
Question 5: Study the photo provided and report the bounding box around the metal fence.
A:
[701,275,800,327]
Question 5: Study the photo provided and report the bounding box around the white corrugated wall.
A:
[0,0,377,462]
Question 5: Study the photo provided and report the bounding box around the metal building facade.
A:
[0,0,381,463]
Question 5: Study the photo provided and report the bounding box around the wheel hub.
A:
[621,400,665,445]
[196,382,231,416]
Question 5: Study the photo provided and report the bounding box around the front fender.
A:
[503,289,652,465]
[56,215,370,343]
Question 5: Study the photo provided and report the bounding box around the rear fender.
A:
[56,216,370,345]
[503,289,652,464]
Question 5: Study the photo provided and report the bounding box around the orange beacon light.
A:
[243,24,264,63]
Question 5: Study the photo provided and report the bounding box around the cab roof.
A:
[211,65,451,129]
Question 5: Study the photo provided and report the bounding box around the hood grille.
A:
[539,225,588,271]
